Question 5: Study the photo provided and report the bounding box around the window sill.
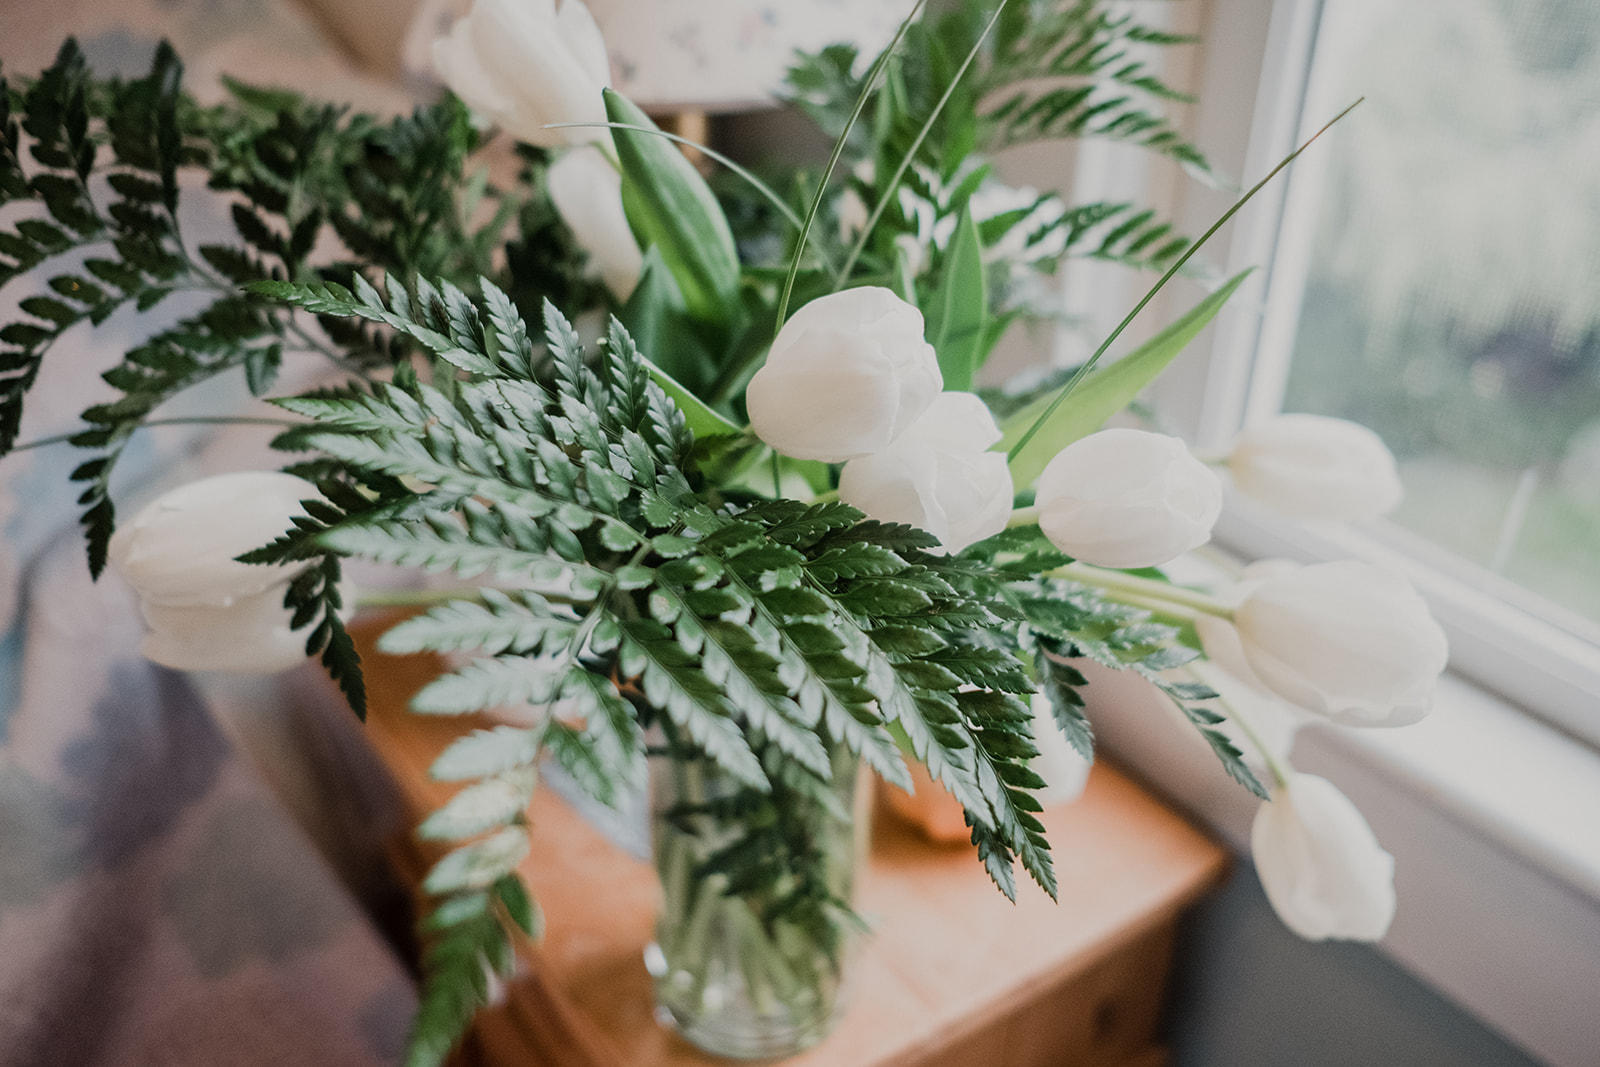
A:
[1087,639,1600,1067]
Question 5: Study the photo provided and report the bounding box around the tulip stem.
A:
[9,416,302,454]
[833,0,1011,287]
[1190,665,1294,791]
[1007,506,1041,528]
[1054,561,1235,619]
[356,588,484,608]
[1007,98,1364,465]
[775,0,929,335]
[1100,591,1200,625]
[355,588,584,609]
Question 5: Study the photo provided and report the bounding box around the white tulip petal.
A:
[435,0,611,148]
[432,28,518,121]
[748,288,942,463]
[1035,428,1222,568]
[109,472,344,675]
[1252,773,1396,941]
[1234,562,1449,726]
[1229,413,1402,522]
[109,471,319,606]
[140,584,313,674]
[548,146,642,299]
[839,397,1012,554]
[555,0,613,91]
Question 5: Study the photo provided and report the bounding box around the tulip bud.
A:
[108,472,334,674]
[1227,414,1403,522]
[433,0,612,149]
[1029,691,1092,806]
[548,146,643,300]
[838,392,1012,553]
[1252,772,1396,941]
[1232,561,1448,727]
[746,287,942,463]
[1034,428,1223,569]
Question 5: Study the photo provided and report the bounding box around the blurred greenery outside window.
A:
[1276,0,1600,635]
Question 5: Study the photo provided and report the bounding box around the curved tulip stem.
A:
[356,588,486,609]
[1189,663,1294,791]
[833,0,1011,287]
[356,587,584,609]
[1006,505,1041,529]
[9,415,301,454]
[775,0,929,335]
[1054,561,1235,619]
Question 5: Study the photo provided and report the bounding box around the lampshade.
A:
[585,0,912,112]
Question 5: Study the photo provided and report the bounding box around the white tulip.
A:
[1029,691,1092,806]
[1252,772,1396,941]
[746,287,942,463]
[547,146,642,300]
[433,0,611,149]
[1233,561,1448,727]
[1228,413,1403,522]
[838,392,1012,553]
[109,472,333,674]
[836,187,868,242]
[1035,428,1222,569]
[1193,560,1303,693]
[139,586,322,674]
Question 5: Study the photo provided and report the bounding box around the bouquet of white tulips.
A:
[0,0,1447,1060]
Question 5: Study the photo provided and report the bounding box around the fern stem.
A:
[283,316,377,379]
[9,415,300,453]
[1052,561,1233,618]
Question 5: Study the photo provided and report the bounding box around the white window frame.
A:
[1045,4,1600,1065]
[1152,0,1600,750]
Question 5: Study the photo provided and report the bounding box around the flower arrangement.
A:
[0,0,1446,1061]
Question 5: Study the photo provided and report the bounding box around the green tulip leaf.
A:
[619,248,719,393]
[643,355,743,440]
[605,90,740,324]
[925,202,987,392]
[1001,269,1251,487]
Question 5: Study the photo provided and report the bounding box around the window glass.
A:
[1280,0,1600,631]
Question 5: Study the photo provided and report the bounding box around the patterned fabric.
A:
[0,2,422,1063]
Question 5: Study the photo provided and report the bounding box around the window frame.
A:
[1156,0,1600,749]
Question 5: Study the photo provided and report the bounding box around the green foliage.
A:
[925,202,987,391]
[0,23,1288,1067]
[0,41,187,462]
[775,0,1206,390]
[1001,270,1251,486]
[605,91,741,326]
[968,525,1267,799]
[256,276,1071,1061]
[980,0,1208,168]
[0,44,596,574]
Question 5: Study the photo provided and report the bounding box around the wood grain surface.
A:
[349,613,1226,1067]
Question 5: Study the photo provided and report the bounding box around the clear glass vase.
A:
[646,745,864,1059]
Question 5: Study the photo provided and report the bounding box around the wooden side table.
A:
[350,615,1227,1067]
